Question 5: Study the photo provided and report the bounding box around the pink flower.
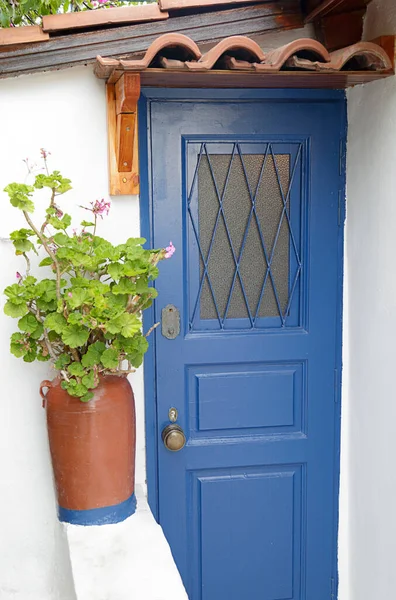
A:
[91,0,99,5]
[98,0,107,4]
[55,205,63,218]
[91,198,111,218]
[68,292,73,298]
[40,148,50,160]
[16,272,22,281]
[165,241,176,259]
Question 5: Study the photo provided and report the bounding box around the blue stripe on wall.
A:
[58,492,136,526]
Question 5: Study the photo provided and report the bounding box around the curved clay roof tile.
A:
[327,41,392,71]
[255,38,330,72]
[285,41,393,72]
[186,35,265,71]
[119,33,202,71]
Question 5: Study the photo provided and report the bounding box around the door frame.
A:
[138,87,346,592]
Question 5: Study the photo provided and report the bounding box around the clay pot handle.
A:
[40,380,53,408]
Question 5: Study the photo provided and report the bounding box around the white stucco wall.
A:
[0,66,188,600]
[345,1,396,599]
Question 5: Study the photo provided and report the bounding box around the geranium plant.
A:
[3,151,174,402]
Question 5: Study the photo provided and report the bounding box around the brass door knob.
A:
[162,424,186,452]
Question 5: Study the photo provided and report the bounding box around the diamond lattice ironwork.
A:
[188,142,302,330]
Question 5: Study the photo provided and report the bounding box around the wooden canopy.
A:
[0,0,387,79]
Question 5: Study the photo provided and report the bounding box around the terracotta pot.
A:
[40,375,136,526]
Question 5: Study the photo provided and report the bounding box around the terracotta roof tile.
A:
[185,35,265,71]
[95,34,392,80]
[256,38,330,71]
[0,25,49,47]
[42,4,168,33]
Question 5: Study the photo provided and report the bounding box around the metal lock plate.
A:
[161,304,180,340]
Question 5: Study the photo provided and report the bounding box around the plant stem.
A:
[23,252,31,276]
[40,188,56,234]
[22,210,63,304]
[145,322,159,338]
[112,369,136,376]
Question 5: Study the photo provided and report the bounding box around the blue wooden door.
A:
[141,90,345,600]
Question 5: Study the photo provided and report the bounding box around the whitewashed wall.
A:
[344,1,396,599]
[0,67,148,599]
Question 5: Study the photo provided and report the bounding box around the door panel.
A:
[144,95,344,600]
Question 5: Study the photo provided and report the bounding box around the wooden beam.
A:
[304,0,369,23]
[315,8,365,51]
[106,74,140,196]
[138,67,394,89]
[0,2,303,78]
[159,0,268,10]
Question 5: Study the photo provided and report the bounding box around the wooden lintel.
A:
[106,74,140,196]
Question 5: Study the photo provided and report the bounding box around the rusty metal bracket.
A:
[106,72,140,196]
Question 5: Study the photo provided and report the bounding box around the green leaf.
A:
[125,334,149,368]
[34,172,72,194]
[23,350,37,363]
[149,266,160,281]
[67,362,85,377]
[80,391,94,403]
[4,301,28,318]
[67,312,83,325]
[100,347,119,369]
[48,214,72,231]
[125,237,146,247]
[65,288,90,308]
[30,323,44,340]
[111,278,136,295]
[10,332,27,358]
[64,380,89,398]
[82,370,96,388]
[53,232,69,245]
[45,312,67,334]
[123,260,147,276]
[55,354,71,369]
[107,263,124,281]
[81,221,95,227]
[107,313,141,337]
[94,240,121,261]
[4,183,35,212]
[4,283,24,300]
[39,257,54,267]
[61,325,90,349]
[18,314,41,334]
[13,238,35,254]
[81,341,106,368]
[10,228,35,240]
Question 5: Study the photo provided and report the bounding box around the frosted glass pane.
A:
[198,153,290,320]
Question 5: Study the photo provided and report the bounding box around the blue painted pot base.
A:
[58,492,136,526]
